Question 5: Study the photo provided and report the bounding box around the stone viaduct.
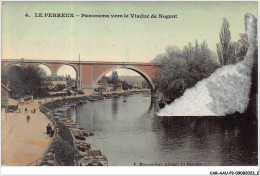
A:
[1,59,163,91]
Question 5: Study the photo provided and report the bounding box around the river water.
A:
[68,92,258,166]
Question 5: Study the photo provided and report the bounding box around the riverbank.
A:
[38,90,150,166]
[39,103,107,166]
[1,102,53,166]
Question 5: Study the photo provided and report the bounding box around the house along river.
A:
[67,92,257,166]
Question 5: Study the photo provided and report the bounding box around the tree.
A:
[22,66,47,98]
[1,69,8,85]
[152,40,219,100]
[122,81,133,90]
[6,66,26,99]
[66,75,72,91]
[217,18,231,66]
[110,71,119,85]
[236,33,249,61]
[3,65,48,99]
[217,19,249,65]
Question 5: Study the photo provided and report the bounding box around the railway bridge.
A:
[2,59,163,92]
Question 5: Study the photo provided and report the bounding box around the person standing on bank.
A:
[26,115,30,123]
[46,124,51,134]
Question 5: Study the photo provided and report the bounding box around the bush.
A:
[52,137,78,166]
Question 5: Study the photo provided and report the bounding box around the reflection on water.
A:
[68,93,258,166]
[112,98,118,119]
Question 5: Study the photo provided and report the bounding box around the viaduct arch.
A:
[94,65,155,90]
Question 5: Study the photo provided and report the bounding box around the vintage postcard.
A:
[1,1,258,175]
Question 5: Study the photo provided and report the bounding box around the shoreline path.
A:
[1,100,53,166]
